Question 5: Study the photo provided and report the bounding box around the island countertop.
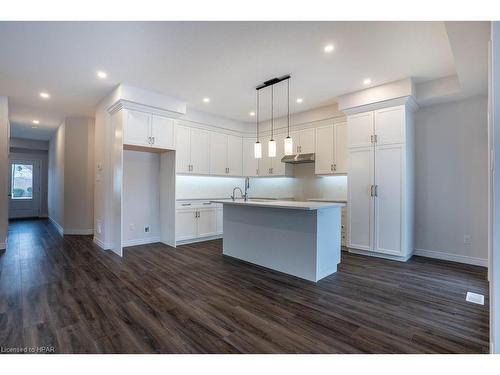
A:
[210,199,345,211]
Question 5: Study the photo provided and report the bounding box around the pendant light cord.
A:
[271,85,274,139]
[256,90,259,141]
[287,78,290,137]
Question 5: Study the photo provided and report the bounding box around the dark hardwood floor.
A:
[0,219,489,353]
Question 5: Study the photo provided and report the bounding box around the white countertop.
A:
[307,198,347,203]
[211,199,345,211]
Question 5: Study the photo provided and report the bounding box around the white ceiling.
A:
[0,21,489,140]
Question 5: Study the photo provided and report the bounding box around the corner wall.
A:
[414,95,488,265]
[48,122,65,233]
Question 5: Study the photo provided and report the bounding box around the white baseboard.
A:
[93,236,110,250]
[176,234,222,246]
[122,236,161,248]
[49,217,64,236]
[348,247,412,262]
[64,228,94,235]
[414,248,488,267]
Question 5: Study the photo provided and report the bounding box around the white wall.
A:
[414,95,488,265]
[48,122,65,231]
[122,150,161,245]
[48,117,94,235]
[0,97,9,249]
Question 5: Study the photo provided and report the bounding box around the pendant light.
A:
[284,78,293,155]
[268,85,276,158]
[254,90,262,159]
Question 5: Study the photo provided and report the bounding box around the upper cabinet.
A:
[315,121,348,175]
[290,128,315,154]
[347,111,374,149]
[123,109,175,150]
[242,138,259,177]
[209,132,243,176]
[175,125,210,174]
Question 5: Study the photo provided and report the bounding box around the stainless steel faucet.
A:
[231,187,244,201]
[231,177,250,201]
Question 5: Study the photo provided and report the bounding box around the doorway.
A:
[8,158,41,218]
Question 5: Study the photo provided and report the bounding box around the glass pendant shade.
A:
[268,139,276,158]
[254,141,262,159]
[284,136,293,156]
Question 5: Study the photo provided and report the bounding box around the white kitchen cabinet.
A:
[242,138,259,177]
[291,128,315,154]
[175,201,221,243]
[314,121,348,175]
[348,111,374,149]
[197,208,217,237]
[123,109,175,150]
[150,115,175,149]
[346,103,413,261]
[176,125,210,175]
[175,209,198,241]
[374,144,403,255]
[347,146,374,252]
[227,135,243,176]
[209,132,228,175]
[209,133,242,176]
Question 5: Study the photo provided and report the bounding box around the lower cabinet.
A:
[175,201,222,243]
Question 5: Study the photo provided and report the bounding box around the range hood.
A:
[281,153,315,164]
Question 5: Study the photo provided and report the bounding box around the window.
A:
[11,163,33,200]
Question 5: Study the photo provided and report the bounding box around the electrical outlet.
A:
[464,235,472,246]
[144,226,150,233]
[96,220,102,234]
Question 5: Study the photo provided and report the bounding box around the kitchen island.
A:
[211,199,344,282]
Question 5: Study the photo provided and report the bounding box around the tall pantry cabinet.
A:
[347,102,415,261]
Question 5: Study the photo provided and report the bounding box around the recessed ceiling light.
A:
[363,78,372,85]
[296,98,303,104]
[249,111,255,117]
[203,97,210,103]
[32,120,39,124]
[39,92,50,99]
[97,71,108,79]
[324,44,335,53]
[31,126,38,129]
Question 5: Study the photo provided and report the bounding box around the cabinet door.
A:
[374,106,405,146]
[334,122,348,174]
[227,135,243,176]
[259,154,272,176]
[190,128,210,174]
[315,124,334,174]
[175,209,198,241]
[374,144,403,255]
[242,138,259,177]
[348,112,374,148]
[272,133,287,176]
[124,110,150,147]
[290,130,301,154]
[175,125,191,173]
[216,208,223,234]
[299,128,315,154]
[197,208,217,237]
[151,115,175,150]
[347,146,374,251]
[209,132,228,175]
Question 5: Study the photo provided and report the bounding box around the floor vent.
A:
[466,292,485,305]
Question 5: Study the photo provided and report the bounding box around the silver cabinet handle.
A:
[333,163,337,171]
[370,135,373,143]
[374,185,378,197]
[181,203,191,206]
[330,164,333,172]
[203,202,211,205]
[374,134,378,143]
[151,136,155,144]
[370,185,374,197]
[256,169,259,175]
